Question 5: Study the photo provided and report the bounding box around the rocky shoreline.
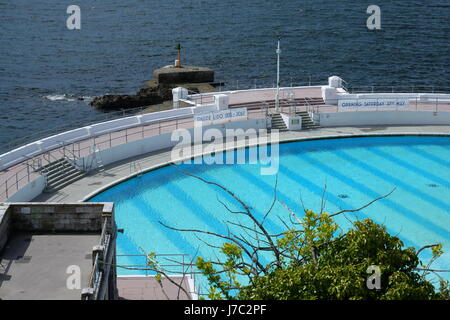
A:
[90,65,218,110]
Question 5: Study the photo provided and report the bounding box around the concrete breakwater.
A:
[90,65,218,110]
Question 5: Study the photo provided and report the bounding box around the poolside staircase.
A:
[270,113,288,132]
[296,111,320,130]
[36,158,86,193]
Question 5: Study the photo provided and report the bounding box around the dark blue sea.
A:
[0,0,449,151]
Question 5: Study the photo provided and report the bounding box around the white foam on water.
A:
[43,94,93,102]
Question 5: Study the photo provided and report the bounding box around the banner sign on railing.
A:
[338,99,410,109]
[194,108,247,125]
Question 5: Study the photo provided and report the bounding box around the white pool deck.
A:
[32,125,450,203]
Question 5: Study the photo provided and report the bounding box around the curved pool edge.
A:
[83,130,450,202]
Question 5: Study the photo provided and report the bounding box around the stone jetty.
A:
[90,65,219,110]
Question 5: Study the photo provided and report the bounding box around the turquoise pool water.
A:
[90,136,450,290]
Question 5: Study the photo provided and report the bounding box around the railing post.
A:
[81,288,94,300]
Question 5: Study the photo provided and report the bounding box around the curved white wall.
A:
[322,86,450,105]
[319,111,450,127]
[78,118,268,170]
[5,118,267,202]
[5,176,46,202]
[0,108,195,171]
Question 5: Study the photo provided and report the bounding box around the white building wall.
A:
[319,111,450,127]
[80,118,267,169]
[6,176,46,202]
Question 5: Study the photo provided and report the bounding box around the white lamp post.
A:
[275,39,281,112]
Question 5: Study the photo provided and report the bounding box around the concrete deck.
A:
[32,125,450,203]
[0,232,99,300]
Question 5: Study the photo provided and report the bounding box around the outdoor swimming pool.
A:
[89,135,450,290]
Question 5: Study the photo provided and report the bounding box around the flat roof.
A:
[0,232,99,300]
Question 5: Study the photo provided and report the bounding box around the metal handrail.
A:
[0,111,201,200]
[116,253,199,277]
[116,253,200,297]
[347,85,450,94]
[0,105,150,154]
[85,217,113,300]
[0,112,201,200]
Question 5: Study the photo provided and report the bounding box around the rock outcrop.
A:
[90,83,172,110]
[90,65,216,110]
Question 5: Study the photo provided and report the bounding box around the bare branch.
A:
[416,244,440,256]
[278,199,303,225]
[159,221,267,273]
[320,184,327,214]
[261,174,278,225]
[329,188,396,218]
[170,165,283,269]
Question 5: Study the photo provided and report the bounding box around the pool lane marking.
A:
[368,147,450,194]
[406,145,450,173]
[301,151,450,241]
[335,148,450,221]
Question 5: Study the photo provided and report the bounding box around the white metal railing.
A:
[85,217,114,300]
[214,78,326,92]
[0,105,152,155]
[0,107,266,201]
[311,97,450,114]
[116,253,200,299]
[347,85,450,94]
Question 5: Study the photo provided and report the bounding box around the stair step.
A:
[39,159,72,171]
[37,157,86,192]
[46,163,77,179]
[45,172,86,192]
[37,158,67,173]
[46,168,81,185]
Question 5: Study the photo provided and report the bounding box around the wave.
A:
[43,94,93,102]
